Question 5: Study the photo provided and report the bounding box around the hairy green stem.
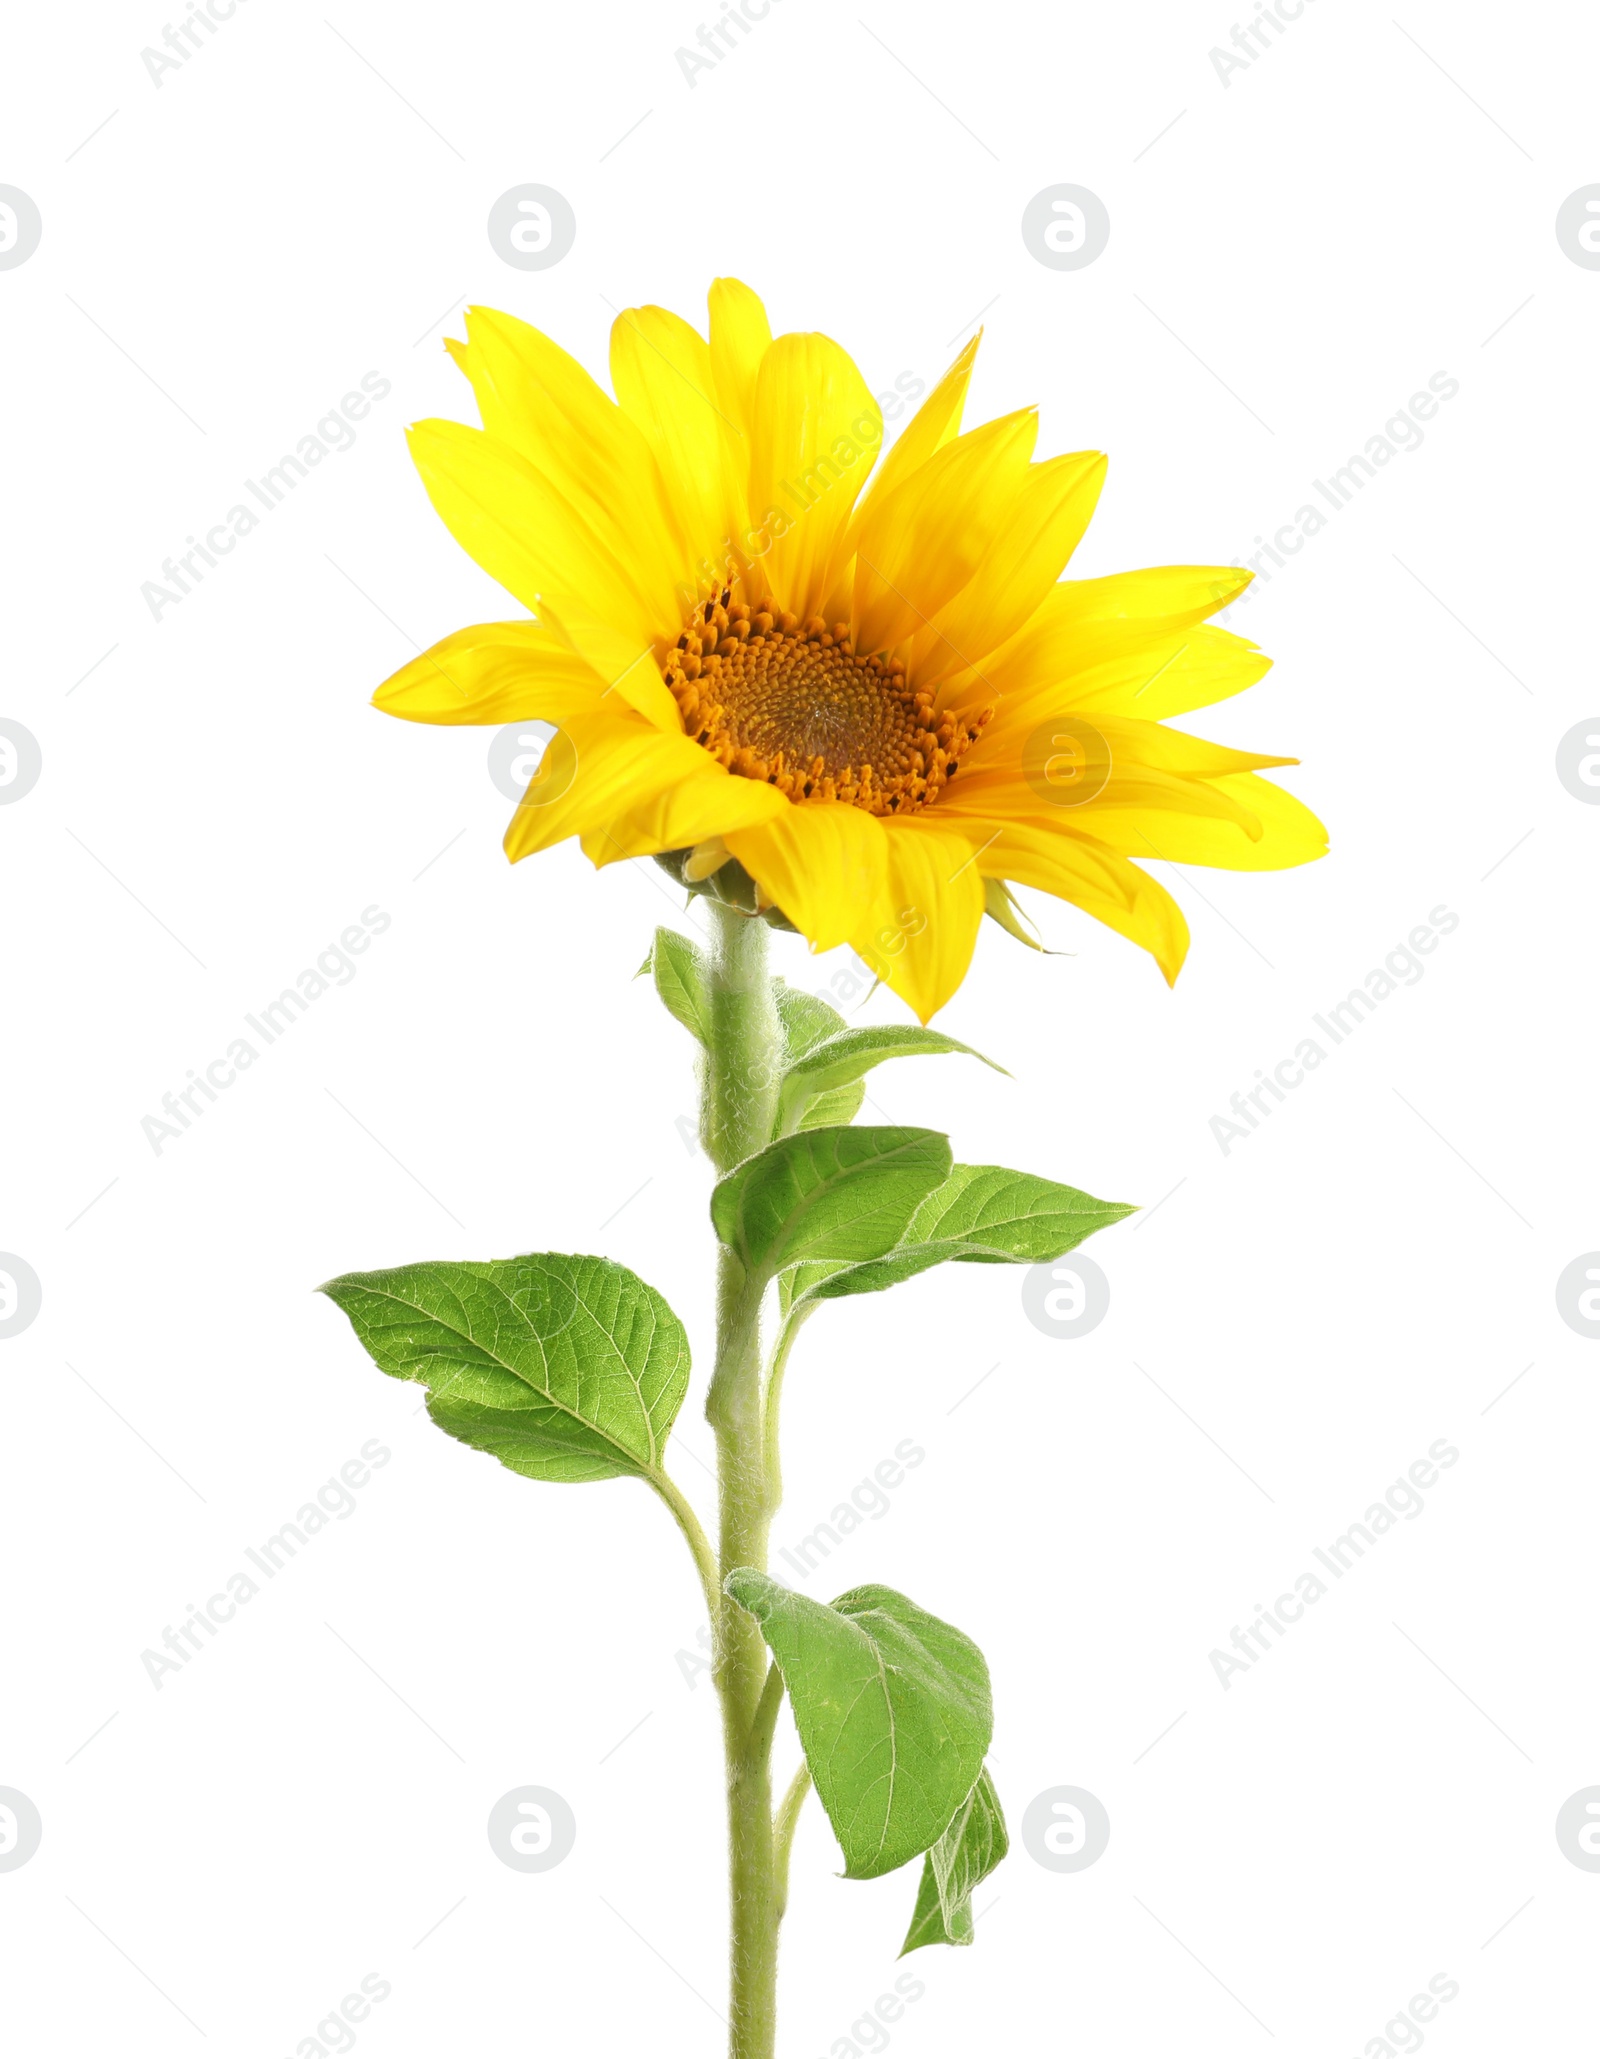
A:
[702,901,786,2059]
[648,1468,722,1625]
[772,1764,813,1923]
[760,1305,812,1513]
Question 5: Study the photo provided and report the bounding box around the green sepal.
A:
[983,878,1059,953]
[724,1572,992,1880]
[653,850,798,930]
[900,1767,1008,1953]
[318,1252,689,1484]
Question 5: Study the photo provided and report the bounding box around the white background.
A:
[3,0,1598,2052]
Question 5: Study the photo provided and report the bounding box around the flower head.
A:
[375,280,1325,1019]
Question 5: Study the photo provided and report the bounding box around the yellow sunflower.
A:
[374,278,1326,1020]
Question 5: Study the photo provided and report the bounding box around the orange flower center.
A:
[662,590,989,815]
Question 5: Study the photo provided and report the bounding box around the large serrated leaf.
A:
[781,1162,1134,1310]
[642,927,713,1047]
[711,1127,951,1278]
[319,1252,689,1483]
[901,1767,1008,1953]
[724,1572,992,1880]
[775,1026,1005,1136]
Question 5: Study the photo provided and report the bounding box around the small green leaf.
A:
[643,927,713,1047]
[783,1162,1134,1309]
[724,1573,993,1880]
[711,1127,951,1278]
[775,1025,1006,1136]
[772,983,866,1130]
[773,979,847,1059]
[319,1253,689,1484]
[901,1767,1008,1953]
[796,1079,867,1130]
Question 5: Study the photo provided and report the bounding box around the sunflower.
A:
[374,279,1325,1019]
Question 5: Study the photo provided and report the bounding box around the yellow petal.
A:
[852,333,981,525]
[683,836,732,882]
[708,278,772,443]
[724,802,890,953]
[747,333,883,620]
[1095,716,1293,778]
[446,307,686,606]
[973,707,1295,779]
[851,412,1039,656]
[910,450,1106,681]
[963,817,1191,984]
[503,709,784,864]
[1090,772,1329,871]
[850,818,987,1023]
[605,650,686,734]
[373,620,605,725]
[1046,563,1254,633]
[1044,625,1272,722]
[936,564,1253,707]
[532,594,670,707]
[823,338,984,625]
[940,741,1273,836]
[611,305,747,583]
[407,420,673,652]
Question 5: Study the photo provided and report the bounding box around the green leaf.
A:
[797,1078,867,1130]
[711,1127,952,1278]
[782,1161,1134,1310]
[772,982,866,1130]
[773,979,847,1058]
[319,1253,689,1484]
[775,1025,1005,1136]
[724,1573,992,1880]
[901,1767,1008,1953]
[642,927,713,1048]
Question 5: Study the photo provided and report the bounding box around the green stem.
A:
[648,1468,721,1625]
[702,901,786,2059]
[760,1304,812,1513]
[747,1661,787,1768]
[772,1764,813,1923]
